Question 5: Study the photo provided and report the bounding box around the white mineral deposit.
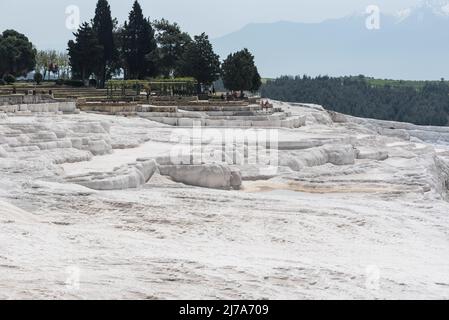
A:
[1,101,449,299]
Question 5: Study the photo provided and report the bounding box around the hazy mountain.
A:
[212,0,449,80]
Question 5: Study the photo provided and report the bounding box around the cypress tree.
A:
[92,0,115,87]
[122,0,157,79]
[68,22,103,83]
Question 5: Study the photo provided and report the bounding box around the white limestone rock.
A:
[2,101,449,299]
[296,116,307,128]
[310,112,334,126]
[379,128,411,140]
[50,149,93,164]
[325,145,356,165]
[66,159,158,190]
[230,168,243,190]
[280,144,356,171]
[158,163,242,190]
[356,148,389,161]
[278,140,324,150]
[36,140,73,151]
[328,111,348,123]
[58,102,77,113]
[32,131,58,141]
[87,139,112,156]
[0,145,8,158]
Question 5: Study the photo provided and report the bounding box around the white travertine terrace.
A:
[0,101,78,114]
[1,101,449,299]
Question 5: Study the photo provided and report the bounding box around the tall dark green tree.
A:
[0,30,36,78]
[178,33,221,93]
[251,69,262,92]
[110,25,125,78]
[122,0,157,79]
[153,19,191,77]
[92,0,115,87]
[68,23,103,83]
[222,48,261,94]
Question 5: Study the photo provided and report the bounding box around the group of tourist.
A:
[260,99,273,111]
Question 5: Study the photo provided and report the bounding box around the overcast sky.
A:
[0,0,420,50]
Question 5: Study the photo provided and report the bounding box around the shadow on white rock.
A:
[65,159,158,190]
[158,163,242,190]
[281,144,356,171]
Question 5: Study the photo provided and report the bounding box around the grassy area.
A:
[263,76,449,89]
[349,77,449,89]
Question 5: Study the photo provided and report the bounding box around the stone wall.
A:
[0,94,55,106]
[142,115,306,129]
[0,102,77,114]
[77,102,139,113]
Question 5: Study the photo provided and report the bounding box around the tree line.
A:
[0,0,261,94]
[261,75,449,126]
[67,0,261,93]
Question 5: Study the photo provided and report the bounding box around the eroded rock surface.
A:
[280,144,356,171]
[158,163,242,190]
[65,159,158,190]
[1,101,449,300]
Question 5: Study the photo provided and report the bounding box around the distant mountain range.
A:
[211,0,449,80]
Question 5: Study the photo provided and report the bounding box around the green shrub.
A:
[3,74,16,84]
[34,72,43,85]
[63,79,84,87]
[0,79,6,86]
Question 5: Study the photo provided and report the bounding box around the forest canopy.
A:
[261,75,449,126]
